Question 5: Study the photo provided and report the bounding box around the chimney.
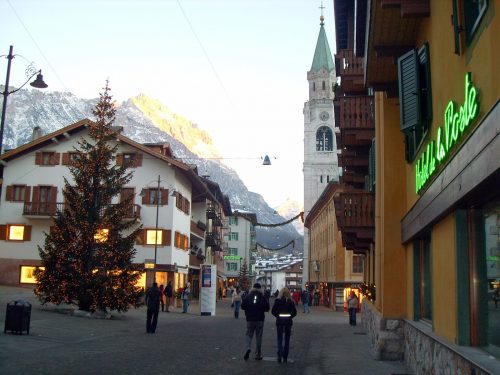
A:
[32,126,43,141]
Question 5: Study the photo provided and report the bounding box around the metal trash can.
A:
[4,300,31,335]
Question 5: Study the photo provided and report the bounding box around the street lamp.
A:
[140,175,176,283]
[1,45,48,154]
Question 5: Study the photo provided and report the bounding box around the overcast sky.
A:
[0,0,336,208]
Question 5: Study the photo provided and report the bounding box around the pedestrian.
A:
[232,287,244,319]
[264,288,271,304]
[181,282,191,313]
[164,281,173,312]
[159,284,165,312]
[241,282,270,361]
[218,286,223,301]
[301,290,310,313]
[347,291,359,326]
[271,287,297,363]
[145,282,161,333]
[292,290,300,306]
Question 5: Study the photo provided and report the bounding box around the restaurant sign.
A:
[415,73,479,193]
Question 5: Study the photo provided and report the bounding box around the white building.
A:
[224,210,256,287]
[0,119,212,291]
[303,15,340,287]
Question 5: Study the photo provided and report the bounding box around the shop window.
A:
[398,43,432,162]
[413,235,432,321]
[316,126,333,151]
[20,266,45,284]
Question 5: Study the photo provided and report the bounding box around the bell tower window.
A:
[316,126,333,151]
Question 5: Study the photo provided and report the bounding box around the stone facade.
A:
[361,300,404,361]
[404,323,490,375]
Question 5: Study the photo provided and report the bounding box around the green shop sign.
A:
[415,73,479,193]
[224,255,241,260]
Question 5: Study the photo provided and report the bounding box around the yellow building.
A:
[333,0,499,373]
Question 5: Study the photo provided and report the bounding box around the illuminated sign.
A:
[224,255,241,260]
[415,73,479,193]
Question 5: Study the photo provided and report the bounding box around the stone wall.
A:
[404,322,490,375]
[361,300,404,360]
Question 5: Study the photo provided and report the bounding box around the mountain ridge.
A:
[1,87,303,251]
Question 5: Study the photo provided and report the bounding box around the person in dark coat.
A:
[145,282,161,333]
[241,283,270,361]
[164,281,173,312]
[272,287,297,363]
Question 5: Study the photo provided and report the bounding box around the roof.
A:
[310,20,335,72]
[0,118,210,198]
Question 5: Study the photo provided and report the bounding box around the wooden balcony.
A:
[341,170,367,188]
[334,191,375,252]
[190,220,205,239]
[338,149,369,169]
[335,50,364,76]
[22,202,141,220]
[339,96,374,130]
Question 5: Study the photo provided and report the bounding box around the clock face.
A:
[320,111,329,121]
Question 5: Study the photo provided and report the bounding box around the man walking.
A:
[301,289,311,313]
[164,281,173,312]
[145,282,161,333]
[241,283,270,361]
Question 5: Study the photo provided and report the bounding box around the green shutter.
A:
[418,43,433,127]
[398,49,421,132]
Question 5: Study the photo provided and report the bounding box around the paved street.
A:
[1,286,411,375]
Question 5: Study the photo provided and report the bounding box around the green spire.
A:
[311,19,334,72]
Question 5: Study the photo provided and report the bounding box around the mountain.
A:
[1,87,303,251]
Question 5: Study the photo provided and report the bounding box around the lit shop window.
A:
[135,272,147,290]
[94,229,109,243]
[9,225,26,241]
[146,229,162,245]
[20,266,45,284]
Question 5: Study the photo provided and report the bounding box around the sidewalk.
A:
[0,286,412,374]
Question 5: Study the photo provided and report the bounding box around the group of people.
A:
[144,281,190,334]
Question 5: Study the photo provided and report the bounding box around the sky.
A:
[0,0,336,208]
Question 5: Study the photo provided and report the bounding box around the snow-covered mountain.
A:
[1,86,303,250]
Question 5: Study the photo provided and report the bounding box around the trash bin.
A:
[4,300,31,335]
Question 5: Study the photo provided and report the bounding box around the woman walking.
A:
[271,287,297,363]
[231,287,244,319]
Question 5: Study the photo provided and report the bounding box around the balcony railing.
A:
[335,50,364,76]
[339,96,374,130]
[23,202,141,219]
[190,220,205,238]
[335,191,374,228]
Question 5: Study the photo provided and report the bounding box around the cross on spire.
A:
[319,1,325,25]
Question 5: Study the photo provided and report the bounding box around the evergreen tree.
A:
[238,260,250,291]
[35,82,142,312]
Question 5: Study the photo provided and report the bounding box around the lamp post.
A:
[1,45,48,155]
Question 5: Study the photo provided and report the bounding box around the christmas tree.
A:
[35,82,142,312]
[238,260,250,291]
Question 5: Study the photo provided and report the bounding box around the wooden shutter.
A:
[136,229,145,245]
[62,153,70,165]
[24,186,31,202]
[32,186,40,204]
[49,187,58,213]
[0,225,6,240]
[23,226,32,241]
[6,186,13,201]
[161,189,169,206]
[398,49,421,132]
[165,230,171,246]
[141,189,149,205]
[116,154,123,166]
[51,153,60,165]
[134,153,143,167]
[35,152,42,165]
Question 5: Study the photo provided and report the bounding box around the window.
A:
[117,153,142,168]
[322,81,326,90]
[398,43,432,162]
[5,185,30,202]
[62,152,83,165]
[174,231,189,250]
[0,224,32,241]
[146,229,163,245]
[313,82,316,91]
[35,152,59,166]
[94,228,109,243]
[226,262,238,271]
[228,247,238,255]
[20,266,45,284]
[174,192,190,215]
[316,126,333,151]
[229,216,238,225]
[229,232,239,241]
[413,236,432,321]
[352,255,364,273]
[320,175,323,183]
